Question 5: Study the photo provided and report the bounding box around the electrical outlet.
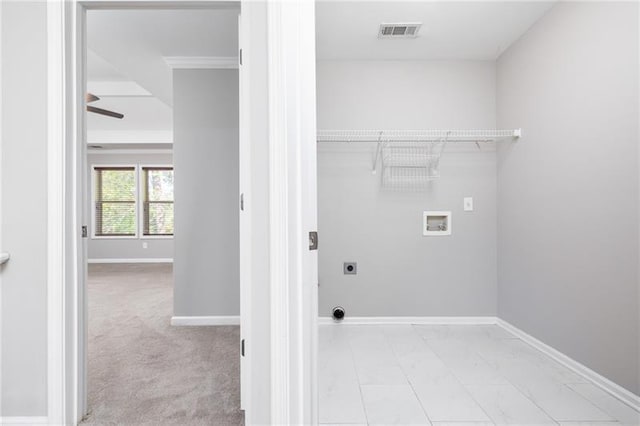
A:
[464,197,474,212]
[343,262,357,275]
[142,242,148,249]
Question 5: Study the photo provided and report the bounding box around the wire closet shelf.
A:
[316,129,521,142]
[316,129,522,190]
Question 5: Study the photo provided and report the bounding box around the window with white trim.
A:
[92,165,174,238]
[93,166,137,237]
[141,166,174,236]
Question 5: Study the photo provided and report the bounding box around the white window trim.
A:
[90,164,175,240]
[90,164,139,240]
[138,164,174,239]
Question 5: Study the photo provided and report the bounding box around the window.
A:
[92,165,174,238]
[142,167,174,236]
[94,167,137,237]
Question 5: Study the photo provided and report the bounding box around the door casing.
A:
[47,1,318,424]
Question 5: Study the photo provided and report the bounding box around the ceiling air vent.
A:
[379,22,422,39]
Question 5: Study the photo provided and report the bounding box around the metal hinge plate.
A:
[309,231,318,251]
[241,339,245,357]
[82,226,88,238]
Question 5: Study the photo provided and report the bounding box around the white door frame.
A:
[47,0,318,424]
[46,1,237,424]
[265,0,318,423]
[238,4,252,413]
[0,0,4,418]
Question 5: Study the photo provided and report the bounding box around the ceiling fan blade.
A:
[87,105,124,119]
[86,93,100,103]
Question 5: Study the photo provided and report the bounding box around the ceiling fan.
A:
[86,93,124,119]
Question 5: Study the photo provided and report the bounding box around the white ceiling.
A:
[87,8,240,106]
[87,50,128,81]
[87,96,172,131]
[316,1,556,60]
[86,8,239,143]
[86,2,555,145]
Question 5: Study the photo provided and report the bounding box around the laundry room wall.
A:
[496,1,640,395]
[317,60,498,317]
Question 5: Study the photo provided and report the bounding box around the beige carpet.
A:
[81,263,244,426]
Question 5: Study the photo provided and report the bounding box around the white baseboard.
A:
[88,258,173,264]
[0,417,48,425]
[318,316,498,325]
[496,318,640,412]
[171,316,240,326]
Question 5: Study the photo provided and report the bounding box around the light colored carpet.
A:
[81,263,243,426]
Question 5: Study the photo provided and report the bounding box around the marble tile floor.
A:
[319,324,640,426]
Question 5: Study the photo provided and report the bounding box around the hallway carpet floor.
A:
[81,263,243,426]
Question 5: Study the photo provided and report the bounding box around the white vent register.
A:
[379,23,422,38]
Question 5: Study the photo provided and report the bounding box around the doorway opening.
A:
[314,1,640,424]
[81,6,242,424]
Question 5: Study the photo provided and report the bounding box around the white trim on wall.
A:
[266,1,318,424]
[267,1,291,422]
[0,417,49,425]
[88,149,173,155]
[87,130,173,145]
[238,8,252,413]
[0,0,4,417]
[47,0,67,424]
[171,316,240,326]
[497,318,640,412]
[87,258,173,264]
[163,56,239,69]
[319,316,498,326]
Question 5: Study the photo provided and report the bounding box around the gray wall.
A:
[87,152,174,261]
[317,60,498,317]
[173,69,239,316]
[0,1,48,416]
[497,2,639,394]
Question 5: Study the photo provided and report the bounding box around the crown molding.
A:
[164,56,239,69]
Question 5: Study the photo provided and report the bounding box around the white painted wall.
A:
[172,69,239,317]
[0,0,48,416]
[497,1,639,394]
[87,152,174,262]
[317,60,498,317]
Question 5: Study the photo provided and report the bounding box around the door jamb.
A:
[265,1,318,424]
[47,2,240,424]
[48,1,319,424]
